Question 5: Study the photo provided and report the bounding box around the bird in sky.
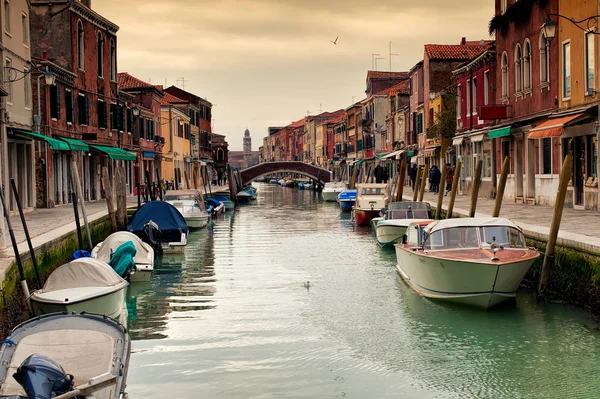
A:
[329,36,339,45]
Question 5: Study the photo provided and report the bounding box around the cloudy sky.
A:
[95,0,493,151]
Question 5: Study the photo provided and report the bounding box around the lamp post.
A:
[35,67,56,133]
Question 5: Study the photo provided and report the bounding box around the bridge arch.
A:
[240,162,332,186]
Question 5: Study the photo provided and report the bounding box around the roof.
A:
[289,117,307,129]
[376,80,411,96]
[118,72,156,91]
[366,71,409,81]
[425,43,492,61]
[424,217,519,234]
[324,113,346,125]
[164,86,212,107]
[161,91,188,106]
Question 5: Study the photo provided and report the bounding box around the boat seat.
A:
[388,210,408,220]
[412,210,430,219]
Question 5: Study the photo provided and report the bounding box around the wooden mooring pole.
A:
[446,162,461,219]
[538,155,572,298]
[418,164,429,202]
[492,156,511,217]
[115,166,127,230]
[396,159,406,201]
[469,160,483,217]
[435,163,447,219]
[71,160,93,249]
[184,170,191,189]
[412,165,422,201]
[101,166,117,232]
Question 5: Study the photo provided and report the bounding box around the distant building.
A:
[229,150,259,169]
[212,133,229,172]
[243,128,252,162]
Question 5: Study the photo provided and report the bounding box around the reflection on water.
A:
[126,184,600,399]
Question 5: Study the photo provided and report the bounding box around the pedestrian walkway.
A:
[405,186,600,255]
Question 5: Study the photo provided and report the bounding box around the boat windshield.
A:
[480,226,526,248]
[423,225,526,250]
[164,194,195,201]
[407,225,424,245]
[361,188,382,195]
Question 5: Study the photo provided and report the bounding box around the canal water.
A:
[126,183,600,399]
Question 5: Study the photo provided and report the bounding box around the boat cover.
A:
[95,231,152,265]
[128,201,189,235]
[425,217,520,234]
[206,198,223,208]
[337,189,357,201]
[388,201,431,210]
[213,195,231,202]
[108,241,137,278]
[41,258,125,292]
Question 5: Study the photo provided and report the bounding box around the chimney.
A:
[460,37,467,45]
[80,0,91,9]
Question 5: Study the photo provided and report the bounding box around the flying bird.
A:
[329,36,339,45]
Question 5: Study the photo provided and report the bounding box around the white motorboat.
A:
[92,231,155,282]
[0,312,130,399]
[322,182,348,202]
[353,183,391,226]
[30,258,128,323]
[395,218,540,309]
[375,201,432,247]
[164,189,211,229]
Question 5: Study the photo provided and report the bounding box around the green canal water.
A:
[125,183,600,399]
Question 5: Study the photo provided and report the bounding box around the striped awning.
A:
[528,113,584,139]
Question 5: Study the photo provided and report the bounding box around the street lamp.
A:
[36,67,56,133]
[541,16,557,42]
[132,106,140,118]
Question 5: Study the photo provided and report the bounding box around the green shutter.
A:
[116,105,122,131]
[84,96,89,125]
[102,102,108,128]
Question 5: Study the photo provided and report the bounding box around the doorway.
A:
[573,136,585,206]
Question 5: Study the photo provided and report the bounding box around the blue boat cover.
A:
[109,241,136,278]
[206,198,223,208]
[213,195,231,202]
[72,250,92,259]
[338,189,357,201]
[128,201,189,235]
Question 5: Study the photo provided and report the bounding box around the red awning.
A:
[528,113,584,139]
[423,145,440,157]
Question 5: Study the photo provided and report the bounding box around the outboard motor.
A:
[13,354,74,399]
[143,220,163,254]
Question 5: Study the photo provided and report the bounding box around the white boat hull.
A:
[394,246,536,309]
[184,214,210,229]
[322,190,342,202]
[376,224,407,246]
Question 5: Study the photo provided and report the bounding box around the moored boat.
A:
[213,195,235,211]
[0,312,130,399]
[337,189,357,212]
[30,258,128,323]
[128,201,189,252]
[206,197,225,216]
[353,183,391,226]
[164,190,211,229]
[394,217,540,309]
[375,201,432,247]
[322,182,348,202]
[92,231,155,282]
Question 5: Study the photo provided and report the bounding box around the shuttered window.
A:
[50,85,60,120]
[65,90,74,124]
[97,101,107,129]
[78,94,89,125]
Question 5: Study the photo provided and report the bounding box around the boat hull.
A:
[354,209,379,226]
[222,200,235,211]
[394,246,537,309]
[322,191,341,202]
[338,200,354,212]
[184,214,210,229]
[370,217,384,230]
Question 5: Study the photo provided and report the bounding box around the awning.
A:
[55,136,89,152]
[471,133,486,142]
[376,153,389,159]
[12,129,70,151]
[452,137,464,146]
[489,126,511,139]
[90,144,137,161]
[143,151,156,158]
[423,145,440,157]
[382,149,404,159]
[355,159,364,165]
[406,151,415,157]
[528,113,584,139]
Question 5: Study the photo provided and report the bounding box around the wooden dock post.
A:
[492,156,511,217]
[412,165,422,201]
[469,160,483,217]
[101,166,117,231]
[71,160,93,249]
[538,155,572,298]
[193,168,198,189]
[446,162,461,219]
[115,166,127,230]
[184,170,191,189]
[435,163,447,219]
[418,164,429,202]
[396,159,406,201]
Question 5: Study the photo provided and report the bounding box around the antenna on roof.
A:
[319,103,323,112]
[375,57,385,71]
[176,77,190,90]
[371,53,380,70]
[389,41,399,72]
[165,78,167,87]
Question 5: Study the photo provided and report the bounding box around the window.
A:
[514,45,522,92]
[472,77,477,115]
[466,79,471,115]
[77,20,84,70]
[97,100,107,129]
[484,71,490,105]
[139,118,145,140]
[126,108,133,133]
[456,84,462,125]
[49,84,60,119]
[481,227,525,248]
[502,140,510,165]
[586,32,595,95]
[416,113,423,134]
[523,40,531,90]
[23,67,30,108]
[428,108,434,124]
[21,13,28,46]
[177,119,183,137]
[542,138,552,174]
[562,41,572,98]
[501,52,509,98]
[109,38,116,81]
[65,90,74,124]
[540,33,549,83]
[78,94,89,125]
[4,1,10,34]
[97,32,103,77]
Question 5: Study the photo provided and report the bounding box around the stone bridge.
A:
[240,162,332,186]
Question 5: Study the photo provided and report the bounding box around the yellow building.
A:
[161,92,191,188]
[315,123,325,166]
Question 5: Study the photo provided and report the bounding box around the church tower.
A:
[243,128,252,162]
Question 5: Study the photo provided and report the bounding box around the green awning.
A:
[56,136,89,152]
[90,144,136,161]
[407,151,415,157]
[489,126,511,139]
[355,159,364,165]
[377,153,389,159]
[13,129,70,151]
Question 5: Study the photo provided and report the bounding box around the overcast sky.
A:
[95,0,493,151]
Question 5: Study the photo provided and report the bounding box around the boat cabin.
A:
[355,184,390,210]
[385,201,431,220]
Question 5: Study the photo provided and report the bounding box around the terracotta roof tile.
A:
[118,72,154,90]
[366,71,409,81]
[161,91,188,106]
[289,117,307,128]
[376,80,411,96]
[425,43,491,61]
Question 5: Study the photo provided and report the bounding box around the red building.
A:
[489,0,559,204]
[30,0,135,207]
[212,133,229,171]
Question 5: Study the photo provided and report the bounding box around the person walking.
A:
[445,163,454,196]
[409,164,417,191]
[429,165,441,193]
[217,169,223,186]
